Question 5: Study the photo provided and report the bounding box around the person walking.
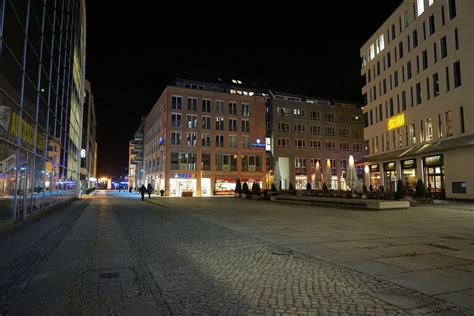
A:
[139,184,147,201]
[147,183,153,199]
[129,186,133,193]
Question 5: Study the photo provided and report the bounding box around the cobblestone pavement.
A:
[1,192,473,315]
[111,196,471,315]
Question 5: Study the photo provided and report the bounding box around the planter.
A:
[251,194,261,200]
[234,193,241,198]
[181,191,193,197]
[240,193,247,199]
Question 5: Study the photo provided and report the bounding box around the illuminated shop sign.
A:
[7,109,46,149]
[159,137,164,145]
[81,149,86,158]
[251,138,265,148]
[370,164,380,172]
[401,159,416,169]
[387,113,405,130]
[424,155,443,167]
[265,137,271,151]
[383,161,396,171]
[174,173,193,178]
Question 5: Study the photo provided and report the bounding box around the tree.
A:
[414,179,426,198]
[242,182,249,194]
[322,182,329,193]
[306,182,312,191]
[252,182,261,196]
[271,183,277,191]
[394,179,407,200]
[289,182,295,191]
[234,179,241,193]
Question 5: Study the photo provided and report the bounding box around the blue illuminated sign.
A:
[175,174,192,178]
[251,143,265,148]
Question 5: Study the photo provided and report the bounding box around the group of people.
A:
[128,183,161,201]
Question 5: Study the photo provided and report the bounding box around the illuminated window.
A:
[417,0,425,16]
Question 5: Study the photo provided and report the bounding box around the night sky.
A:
[86,1,403,178]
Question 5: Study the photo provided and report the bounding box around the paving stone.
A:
[436,289,474,310]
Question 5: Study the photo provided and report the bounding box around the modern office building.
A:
[80,80,97,191]
[269,93,365,190]
[128,116,145,189]
[143,78,268,196]
[0,0,87,227]
[360,0,473,199]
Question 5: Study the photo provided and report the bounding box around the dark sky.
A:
[85,1,403,178]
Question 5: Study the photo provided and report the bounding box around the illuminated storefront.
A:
[423,155,445,194]
[169,174,196,197]
[0,1,86,226]
[214,178,236,195]
[383,162,397,192]
[401,159,418,190]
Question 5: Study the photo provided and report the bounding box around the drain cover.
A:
[99,272,119,279]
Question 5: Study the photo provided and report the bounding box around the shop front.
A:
[169,174,196,197]
[423,155,445,195]
[401,159,418,191]
[295,175,308,190]
[383,162,397,192]
[214,178,236,195]
[369,164,381,189]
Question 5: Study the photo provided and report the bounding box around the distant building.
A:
[360,0,473,199]
[143,78,268,196]
[128,116,145,189]
[269,93,365,190]
[81,80,98,191]
[0,1,87,225]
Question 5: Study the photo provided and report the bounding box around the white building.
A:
[360,0,473,200]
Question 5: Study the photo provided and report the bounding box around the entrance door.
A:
[426,167,444,193]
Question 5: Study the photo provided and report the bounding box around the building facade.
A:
[269,93,365,190]
[128,116,145,189]
[80,79,97,191]
[143,79,268,197]
[360,0,473,199]
[0,0,87,227]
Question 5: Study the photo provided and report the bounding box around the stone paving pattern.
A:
[0,191,473,315]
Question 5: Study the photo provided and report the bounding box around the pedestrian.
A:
[139,184,146,201]
[129,186,133,193]
[147,183,153,199]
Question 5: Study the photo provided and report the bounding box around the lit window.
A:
[417,0,425,16]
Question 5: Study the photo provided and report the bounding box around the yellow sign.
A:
[387,113,405,130]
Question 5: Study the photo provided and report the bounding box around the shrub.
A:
[289,182,295,191]
[414,179,426,198]
[252,182,261,195]
[322,183,329,193]
[234,179,241,193]
[394,179,407,200]
[242,182,249,194]
[306,182,312,191]
[271,183,277,191]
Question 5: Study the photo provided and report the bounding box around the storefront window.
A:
[401,159,417,192]
[215,179,236,194]
[423,155,445,195]
[295,175,307,190]
[369,164,381,189]
[383,162,397,192]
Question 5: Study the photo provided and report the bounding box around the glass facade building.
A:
[0,0,86,226]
